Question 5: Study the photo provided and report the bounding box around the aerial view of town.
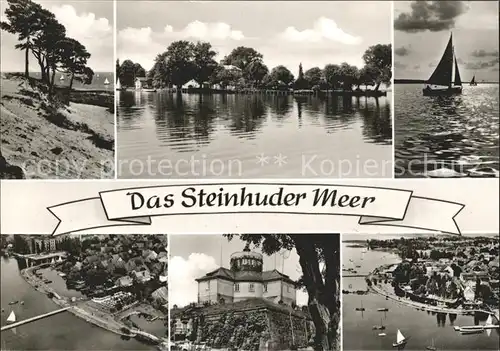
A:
[169,234,340,351]
[342,234,499,350]
[0,234,168,350]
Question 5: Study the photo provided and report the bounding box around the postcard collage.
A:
[0,1,499,351]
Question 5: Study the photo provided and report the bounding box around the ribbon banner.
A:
[48,183,464,236]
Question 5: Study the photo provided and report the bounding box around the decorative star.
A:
[256,153,270,166]
[274,153,288,167]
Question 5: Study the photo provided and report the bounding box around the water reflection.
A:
[395,84,499,177]
[117,91,392,178]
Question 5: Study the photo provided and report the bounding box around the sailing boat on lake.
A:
[392,329,408,348]
[470,75,477,86]
[423,33,462,96]
[6,310,16,323]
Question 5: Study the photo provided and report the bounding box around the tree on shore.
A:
[222,46,263,71]
[225,234,340,351]
[58,37,93,90]
[304,67,323,89]
[118,59,146,87]
[163,40,196,91]
[245,59,268,87]
[1,0,44,78]
[193,41,218,85]
[362,44,392,89]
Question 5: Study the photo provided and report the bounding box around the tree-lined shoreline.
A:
[118,41,391,93]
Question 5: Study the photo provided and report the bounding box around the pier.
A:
[1,307,70,331]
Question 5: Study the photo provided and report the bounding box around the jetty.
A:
[0,307,70,331]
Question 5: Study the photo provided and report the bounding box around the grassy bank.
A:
[0,74,114,179]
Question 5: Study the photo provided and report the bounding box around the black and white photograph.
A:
[169,234,340,351]
[0,234,168,350]
[342,233,500,350]
[393,1,499,178]
[116,1,392,179]
[0,0,115,179]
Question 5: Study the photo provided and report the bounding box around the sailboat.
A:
[7,310,16,323]
[392,329,408,348]
[59,75,65,81]
[470,75,477,86]
[355,301,365,311]
[426,338,437,351]
[423,33,463,96]
[104,78,110,85]
[116,78,124,91]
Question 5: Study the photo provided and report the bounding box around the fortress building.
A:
[195,249,297,306]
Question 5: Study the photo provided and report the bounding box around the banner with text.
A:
[48,183,464,236]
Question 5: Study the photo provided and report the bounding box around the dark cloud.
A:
[395,61,408,69]
[465,58,499,70]
[394,1,468,33]
[471,49,499,58]
[395,46,411,56]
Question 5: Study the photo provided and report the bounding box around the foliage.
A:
[118,59,145,87]
[225,234,340,351]
[222,46,263,71]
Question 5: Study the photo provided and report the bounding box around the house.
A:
[182,79,200,89]
[132,270,152,283]
[135,77,150,90]
[195,249,297,306]
[116,276,133,287]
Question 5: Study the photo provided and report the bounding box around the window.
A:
[263,283,268,292]
[234,283,240,292]
[249,283,255,292]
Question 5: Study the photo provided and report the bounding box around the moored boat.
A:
[104,78,110,85]
[142,88,157,93]
[423,33,463,96]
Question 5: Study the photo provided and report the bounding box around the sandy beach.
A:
[0,74,114,179]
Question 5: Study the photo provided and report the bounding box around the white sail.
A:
[7,311,16,323]
[485,315,493,325]
[104,78,110,85]
[396,329,405,343]
[116,78,121,89]
[60,75,65,81]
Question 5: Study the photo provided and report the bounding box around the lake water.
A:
[4,71,115,91]
[342,244,500,350]
[394,84,499,178]
[0,257,154,350]
[117,92,392,178]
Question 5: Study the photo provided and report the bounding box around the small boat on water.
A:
[104,78,110,85]
[8,300,18,305]
[423,33,462,96]
[392,329,408,348]
[372,319,386,330]
[459,328,484,335]
[378,333,387,337]
[355,301,365,312]
[7,310,16,323]
[142,88,157,93]
[377,308,389,312]
[20,301,24,305]
[116,78,125,91]
[426,338,437,351]
[469,75,477,86]
[60,75,65,81]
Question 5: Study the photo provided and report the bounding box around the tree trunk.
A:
[292,235,334,351]
[69,73,75,90]
[24,38,29,78]
[49,68,56,97]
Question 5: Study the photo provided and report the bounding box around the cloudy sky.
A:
[170,234,310,307]
[1,0,113,72]
[117,1,391,76]
[394,1,499,82]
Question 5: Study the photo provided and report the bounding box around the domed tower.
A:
[230,247,263,273]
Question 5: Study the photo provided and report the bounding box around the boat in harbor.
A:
[423,33,463,96]
[6,311,16,323]
[459,328,484,335]
[355,301,365,312]
[104,78,110,85]
[8,300,18,305]
[392,329,408,348]
[60,75,65,81]
[378,333,387,337]
[470,75,477,86]
[116,78,125,91]
[377,307,389,312]
[372,319,386,330]
[142,88,157,93]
